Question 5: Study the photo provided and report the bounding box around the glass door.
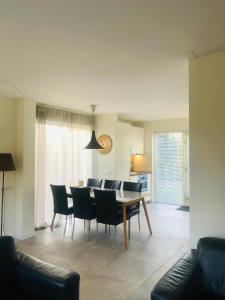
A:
[154,132,188,205]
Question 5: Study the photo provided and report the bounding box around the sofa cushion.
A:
[198,237,225,297]
[2,290,47,300]
[0,236,16,289]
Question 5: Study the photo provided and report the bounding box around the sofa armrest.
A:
[151,250,201,300]
[16,251,80,300]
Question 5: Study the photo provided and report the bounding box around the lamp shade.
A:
[84,130,104,149]
[0,153,16,171]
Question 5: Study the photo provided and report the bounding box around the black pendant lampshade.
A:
[84,105,104,150]
[84,130,103,149]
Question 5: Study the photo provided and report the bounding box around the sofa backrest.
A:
[198,237,225,297]
[0,236,16,289]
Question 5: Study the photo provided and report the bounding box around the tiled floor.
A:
[16,203,189,300]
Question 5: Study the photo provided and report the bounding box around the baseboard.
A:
[13,231,35,240]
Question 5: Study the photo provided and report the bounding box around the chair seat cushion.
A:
[126,208,140,219]
[89,204,96,219]
[74,203,96,220]
[67,206,74,215]
[126,203,140,213]
[98,210,123,226]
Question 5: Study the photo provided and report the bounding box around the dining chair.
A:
[50,184,74,235]
[70,187,96,239]
[94,189,123,242]
[104,179,121,190]
[87,178,102,188]
[123,181,142,239]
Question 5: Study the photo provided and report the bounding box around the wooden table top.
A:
[67,188,149,205]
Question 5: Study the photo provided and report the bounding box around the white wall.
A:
[0,97,36,238]
[189,51,225,247]
[115,121,133,181]
[15,99,36,239]
[95,114,117,179]
[0,98,17,234]
[96,114,144,181]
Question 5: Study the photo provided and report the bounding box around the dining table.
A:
[67,188,152,250]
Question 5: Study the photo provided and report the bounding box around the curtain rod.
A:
[37,103,92,117]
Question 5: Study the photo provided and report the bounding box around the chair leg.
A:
[72,217,75,238]
[128,219,131,240]
[105,224,107,234]
[109,225,111,236]
[63,216,68,236]
[138,213,141,231]
[84,219,86,229]
[114,226,117,239]
[50,213,56,232]
[88,220,91,241]
[95,221,98,244]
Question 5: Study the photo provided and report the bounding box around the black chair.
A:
[50,184,73,235]
[87,178,102,188]
[123,181,142,239]
[70,187,96,239]
[151,237,225,300]
[123,181,142,193]
[0,236,80,300]
[104,179,121,190]
[94,189,123,240]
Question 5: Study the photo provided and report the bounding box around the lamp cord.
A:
[1,172,4,236]
[91,105,96,130]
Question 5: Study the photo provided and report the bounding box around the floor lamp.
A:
[0,153,16,236]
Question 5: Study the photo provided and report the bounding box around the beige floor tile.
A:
[80,271,138,300]
[126,286,150,300]
[15,203,190,300]
[100,253,160,285]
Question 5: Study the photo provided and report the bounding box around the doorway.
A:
[154,131,189,205]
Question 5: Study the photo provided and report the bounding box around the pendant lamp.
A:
[84,105,104,149]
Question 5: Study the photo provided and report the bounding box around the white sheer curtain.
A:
[35,105,93,228]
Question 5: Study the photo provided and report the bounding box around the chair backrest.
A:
[0,236,16,290]
[94,189,117,224]
[70,187,93,219]
[104,179,121,190]
[50,185,69,214]
[123,181,142,192]
[87,178,102,188]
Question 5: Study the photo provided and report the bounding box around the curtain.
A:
[35,105,93,228]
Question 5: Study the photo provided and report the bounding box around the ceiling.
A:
[0,0,225,121]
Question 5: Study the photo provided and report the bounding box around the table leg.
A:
[123,204,128,250]
[50,213,56,232]
[142,198,152,235]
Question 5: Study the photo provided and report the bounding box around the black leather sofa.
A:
[0,236,80,300]
[151,237,225,300]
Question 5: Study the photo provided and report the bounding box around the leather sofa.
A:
[151,237,225,300]
[0,236,80,300]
